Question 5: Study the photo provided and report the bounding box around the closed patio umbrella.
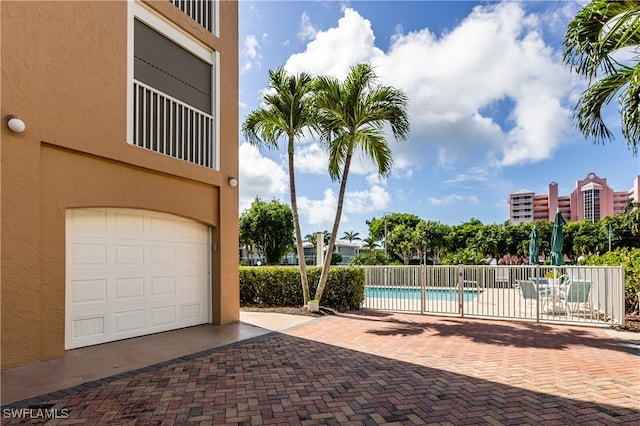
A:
[528,226,540,265]
[550,209,566,266]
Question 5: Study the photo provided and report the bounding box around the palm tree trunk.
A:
[314,154,352,302]
[289,150,310,304]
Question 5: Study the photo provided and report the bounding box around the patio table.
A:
[538,282,567,314]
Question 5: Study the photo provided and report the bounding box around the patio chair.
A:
[517,280,565,314]
[560,279,592,313]
[517,280,550,300]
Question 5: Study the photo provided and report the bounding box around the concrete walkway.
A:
[2,311,639,424]
[1,312,317,406]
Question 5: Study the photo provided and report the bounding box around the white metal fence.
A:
[362,265,626,326]
[133,81,215,169]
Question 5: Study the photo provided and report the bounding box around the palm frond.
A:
[355,129,394,177]
[242,67,318,152]
[563,0,640,78]
[327,131,350,181]
[563,1,640,154]
[314,63,410,180]
[575,68,631,143]
[619,65,640,155]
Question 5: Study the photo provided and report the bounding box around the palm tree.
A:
[242,68,317,304]
[342,231,361,243]
[624,201,640,235]
[312,63,409,302]
[562,0,640,155]
[361,236,380,252]
[304,233,317,246]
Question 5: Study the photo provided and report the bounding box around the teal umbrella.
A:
[528,226,540,265]
[550,209,566,266]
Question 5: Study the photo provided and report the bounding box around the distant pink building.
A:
[508,172,640,223]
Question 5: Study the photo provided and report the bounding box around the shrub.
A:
[585,248,639,314]
[239,266,365,312]
[349,251,391,265]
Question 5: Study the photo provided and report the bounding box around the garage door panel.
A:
[114,244,145,266]
[114,211,145,234]
[70,279,108,304]
[114,278,145,300]
[114,309,145,334]
[150,306,177,328]
[150,216,176,237]
[150,276,175,296]
[151,245,176,265]
[66,208,210,350]
[181,275,202,293]
[70,243,107,266]
[180,220,206,239]
[180,303,202,322]
[69,209,107,231]
[71,315,107,341]
[181,246,204,266]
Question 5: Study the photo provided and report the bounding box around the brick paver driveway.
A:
[4,311,639,425]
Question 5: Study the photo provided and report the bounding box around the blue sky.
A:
[237,0,640,240]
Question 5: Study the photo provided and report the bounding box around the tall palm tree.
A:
[342,231,361,243]
[312,63,409,302]
[562,0,640,155]
[242,68,317,304]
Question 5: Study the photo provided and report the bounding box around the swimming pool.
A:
[365,286,482,302]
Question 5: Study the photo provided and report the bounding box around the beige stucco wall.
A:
[1,0,239,369]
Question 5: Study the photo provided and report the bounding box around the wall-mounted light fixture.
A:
[7,117,26,133]
[228,177,238,187]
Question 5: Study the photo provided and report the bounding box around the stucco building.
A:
[508,172,640,224]
[1,0,239,369]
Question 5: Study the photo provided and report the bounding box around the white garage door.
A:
[66,208,210,349]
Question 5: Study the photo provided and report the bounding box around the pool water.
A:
[365,287,482,302]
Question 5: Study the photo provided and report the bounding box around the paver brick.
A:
[2,312,639,425]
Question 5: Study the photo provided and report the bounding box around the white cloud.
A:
[298,12,318,41]
[427,194,480,207]
[295,142,388,177]
[366,173,387,186]
[443,167,491,186]
[238,143,288,212]
[298,189,338,229]
[295,143,328,174]
[297,184,391,230]
[285,8,384,79]
[344,185,391,213]
[281,3,578,171]
[241,34,262,73]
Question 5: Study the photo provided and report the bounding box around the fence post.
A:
[421,264,426,315]
[458,265,464,317]
[535,265,540,322]
[619,265,625,327]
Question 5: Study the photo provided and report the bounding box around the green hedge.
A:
[239,266,365,312]
[585,248,639,314]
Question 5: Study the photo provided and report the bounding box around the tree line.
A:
[357,210,639,265]
[240,201,640,267]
